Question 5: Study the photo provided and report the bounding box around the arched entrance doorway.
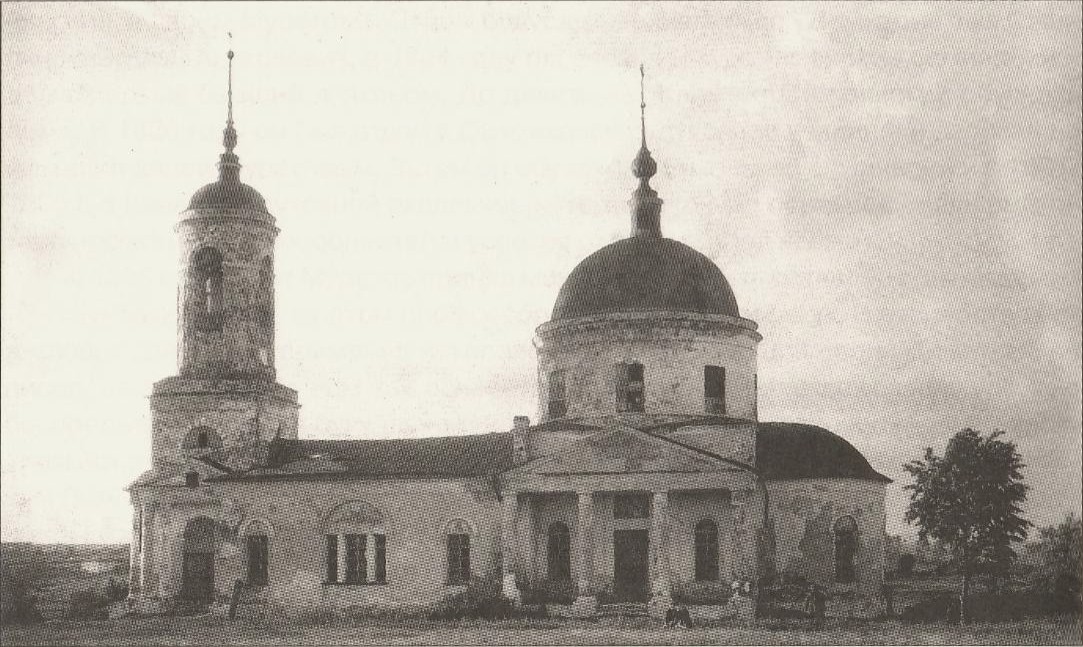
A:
[181,517,218,602]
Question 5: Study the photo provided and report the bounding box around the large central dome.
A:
[552,236,739,320]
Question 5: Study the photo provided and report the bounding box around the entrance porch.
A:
[500,483,756,617]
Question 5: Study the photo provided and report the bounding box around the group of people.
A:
[662,580,755,629]
[661,580,828,630]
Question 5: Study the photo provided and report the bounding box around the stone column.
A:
[337,534,348,583]
[572,491,597,617]
[501,491,521,602]
[129,503,141,597]
[648,491,672,619]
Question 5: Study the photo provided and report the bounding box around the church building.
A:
[127,54,890,618]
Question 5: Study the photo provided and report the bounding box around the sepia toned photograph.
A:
[1,2,1080,645]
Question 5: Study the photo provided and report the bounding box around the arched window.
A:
[446,519,472,585]
[834,515,858,583]
[243,520,270,586]
[547,521,571,581]
[190,247,224,332]
[616,362,645,413]
[694,519,720,581]
[181,426,222,453]
[324,501,387,585]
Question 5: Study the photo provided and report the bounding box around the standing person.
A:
[809,584,826,630]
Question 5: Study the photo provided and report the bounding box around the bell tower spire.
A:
[218,44,241,182]
[630,64,662,238]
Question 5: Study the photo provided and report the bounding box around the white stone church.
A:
[126,57,889,619]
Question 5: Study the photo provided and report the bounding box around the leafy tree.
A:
[1034,513,1082,614]
[903,428,1030,622]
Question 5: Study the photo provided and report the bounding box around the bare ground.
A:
[2,615,1081,646]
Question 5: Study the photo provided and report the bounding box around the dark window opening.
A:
[447,533,471,584]
[616,362,645,413]
[246,534,269,586]
[834,516,858,583]
[190,247,224,332]
[705,366,726,415]
[325,535,338,583]
[344,533,367,584]
[184,472,200,488]
[196,430,209,448]
[694,519,720,581]
[548,370,567,419]
[547,522,571,581]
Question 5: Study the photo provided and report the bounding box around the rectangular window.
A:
[446,534,471,584]
[548,370,567,419]
[616,362,645,413]
[374,534,387,583]
[325,535,338,583]
[246,535,269,586]
[704,366,726,414]
[344,533,367,583]
[613,493,650,519]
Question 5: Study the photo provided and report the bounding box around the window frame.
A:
[615,362,646,413]
[446,533,471,585]
[548,370,568,419]
[833,515,859,584]
[704,365,726,415]
[245,533,269,586]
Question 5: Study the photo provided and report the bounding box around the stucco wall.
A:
[176,212,278,380]
[132,476,501,610]
[534,314,759,422]
[765,478,886,594]
[149,379,299,470]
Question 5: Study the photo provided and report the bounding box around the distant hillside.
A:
[1,543,129,620]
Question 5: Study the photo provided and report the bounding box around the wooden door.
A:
[182,552,215,602]
[613,529,649,602]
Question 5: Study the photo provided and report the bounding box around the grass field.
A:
[2,615,1080,646]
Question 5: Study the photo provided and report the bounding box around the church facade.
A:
[126,59,889,618]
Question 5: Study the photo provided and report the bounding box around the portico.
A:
[499,425,760,616]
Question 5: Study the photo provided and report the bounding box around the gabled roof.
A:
[211,433,515,482]
[507,425,751,476]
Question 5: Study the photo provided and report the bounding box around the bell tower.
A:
[149,50,299,471]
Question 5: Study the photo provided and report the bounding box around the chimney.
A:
[511,416,530,464]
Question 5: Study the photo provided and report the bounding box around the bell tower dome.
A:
[149,50,299,471]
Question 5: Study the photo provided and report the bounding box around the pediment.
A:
[511,426,747,476]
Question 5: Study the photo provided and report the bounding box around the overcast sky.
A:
[2,2,1080,543]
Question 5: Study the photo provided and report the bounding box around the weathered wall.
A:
[765,478,886,594]
[534,313,759,423]
[150,378,299,470]
[176,210,279,381]
[131,476,501,610]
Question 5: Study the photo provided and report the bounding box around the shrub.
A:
[671,580,733,606]
[103,577,129,602]
[428,577,516,620]
[69,588,112,620]
[0,564,42,625]
[897,554,916,577]
[519,578,578,606]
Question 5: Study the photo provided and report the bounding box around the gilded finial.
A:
[631,63,657,183]
[640,63,647,148]
[217,35,241,181]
